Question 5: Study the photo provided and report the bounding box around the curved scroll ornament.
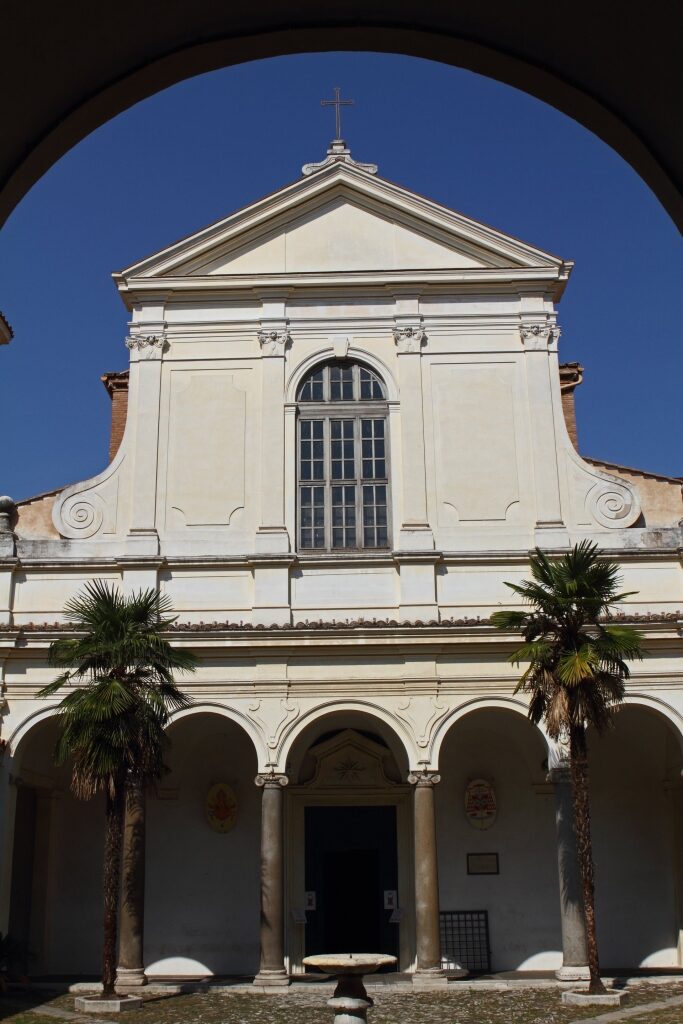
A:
[53,444,125,539]
[56,492,106,539]
[563,443,641,531]
[586,480,640,529]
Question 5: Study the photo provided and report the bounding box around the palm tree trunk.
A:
[102,786,125,997]
[569,725,606,995]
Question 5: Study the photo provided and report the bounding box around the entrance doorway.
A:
[304,805,399,965]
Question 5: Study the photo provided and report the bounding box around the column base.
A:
[412,969,449,991]
[555,964,590,982]
[115,967,147,988]
[253,969,290,990]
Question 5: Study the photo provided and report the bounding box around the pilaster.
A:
[255,307,291,555]
[252,555,294,627]
[395,551,440,623]
[520,317,569,547]
[126,314,167,549]
[394,313,434,552]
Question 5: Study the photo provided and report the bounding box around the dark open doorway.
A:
[304,805,399,967]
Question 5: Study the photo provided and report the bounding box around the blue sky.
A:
[1,52,681,501]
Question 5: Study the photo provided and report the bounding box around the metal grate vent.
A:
[440,910,491,973]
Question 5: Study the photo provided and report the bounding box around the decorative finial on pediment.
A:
[302,87,378,176]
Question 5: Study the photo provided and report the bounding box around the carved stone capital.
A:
[255,772,289,789]
[125,334,167,356]
[407,769,441,787]
[393,324,426,353]
[520,321,561,350]
[258,328,291,356]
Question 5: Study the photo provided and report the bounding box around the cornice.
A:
[117,266,568,308]
[4,610,681,641]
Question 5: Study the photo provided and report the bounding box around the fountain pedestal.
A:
[303,954,397,1024]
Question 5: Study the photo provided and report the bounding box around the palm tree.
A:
[491,541,643,994]
[38,581,196,997]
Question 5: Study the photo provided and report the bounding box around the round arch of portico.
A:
[429,695,549,769]
[1,13,681,232]
[620,693,683,756]
[277,699,416,773]
[285,346,399,405]
[167,701,268,770]
[4,704,61,765]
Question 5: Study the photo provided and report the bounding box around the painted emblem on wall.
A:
[206,783,238,833]
[465,778,497,831]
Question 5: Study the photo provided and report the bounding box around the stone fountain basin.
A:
[303,954,397,975]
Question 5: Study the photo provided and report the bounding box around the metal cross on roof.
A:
[321,87,354,141]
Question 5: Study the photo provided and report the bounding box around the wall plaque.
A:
[465,778,497,830]
[467,853,499,875]
[206,783,238,833]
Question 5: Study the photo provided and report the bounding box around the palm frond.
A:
[491,543,638,736]
[45,580,197,800]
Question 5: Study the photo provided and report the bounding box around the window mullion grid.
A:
[327,417,335,557]
[354,415,363,551]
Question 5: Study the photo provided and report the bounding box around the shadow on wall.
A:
[590,705,683,969]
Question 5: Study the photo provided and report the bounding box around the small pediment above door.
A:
[303,729,400,789]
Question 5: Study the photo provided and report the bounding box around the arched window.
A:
[297,360,390,551]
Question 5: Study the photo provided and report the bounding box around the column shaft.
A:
[116,778,147,986]
[551,765,589,980]
[408,769,455,987]
[254,774,289,987]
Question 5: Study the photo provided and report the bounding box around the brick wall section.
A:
[101,370,129,462]
[559,362,583,449]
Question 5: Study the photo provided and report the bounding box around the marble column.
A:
[116,775,147,987]
[408,770,453,988]
[549,762,589,980]
[254,773,289,988]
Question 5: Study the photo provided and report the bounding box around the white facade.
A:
[1,144,682,979]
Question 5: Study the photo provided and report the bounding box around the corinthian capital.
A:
[258,328,291,356]
[520,321,561,350]
[125,334,167,356]
[407,769,441,787]
[255,772,289,788]
[393,324,426,353]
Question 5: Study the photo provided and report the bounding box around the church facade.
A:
[1,141,682,985]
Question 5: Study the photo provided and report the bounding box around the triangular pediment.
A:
[116,163,567,284]
[189,194,497,275]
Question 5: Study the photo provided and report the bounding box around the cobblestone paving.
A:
[3,983,683,1024]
